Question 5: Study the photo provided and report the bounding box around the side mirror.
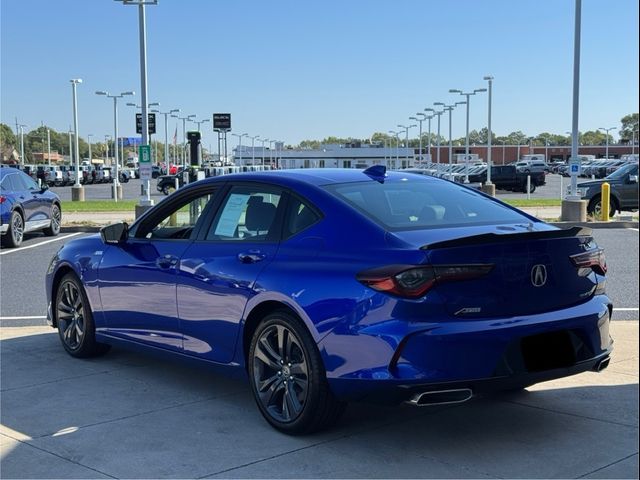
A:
[629,175,638,184]
[100,222,129,245]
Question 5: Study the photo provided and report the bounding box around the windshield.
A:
[606,163,637,180]
[324,177,529,230]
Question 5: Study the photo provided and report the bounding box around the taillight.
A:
[570,248,607,275]
[356,264,494,299]
[0,195,6,204]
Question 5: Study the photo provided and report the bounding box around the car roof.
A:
[200,168,441,189]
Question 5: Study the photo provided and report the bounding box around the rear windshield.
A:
[324,178,528,230]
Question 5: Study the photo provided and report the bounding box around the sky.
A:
[1,0,638,150]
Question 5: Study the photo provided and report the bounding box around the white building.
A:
[233,143,416,169]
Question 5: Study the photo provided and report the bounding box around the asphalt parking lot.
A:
[0,228,638,478]
[48,174,573,202]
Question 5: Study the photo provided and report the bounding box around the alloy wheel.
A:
[252,324,309,423]
[57,281,86,350]
[51,206,61,233]
[11,213,23,245]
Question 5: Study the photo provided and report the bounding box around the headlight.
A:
[577,187,588,197]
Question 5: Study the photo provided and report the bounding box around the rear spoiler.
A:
[421,226,593,250]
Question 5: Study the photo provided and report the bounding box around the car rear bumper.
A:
[322,296,613,403]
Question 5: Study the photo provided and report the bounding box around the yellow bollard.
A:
[601,182,610,221]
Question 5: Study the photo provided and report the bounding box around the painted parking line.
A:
[628,228,638,232]
[0,233,83,256]
[614,308,639,312]
[0,316,47,320]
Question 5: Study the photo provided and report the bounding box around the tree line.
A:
[1,113,637,164]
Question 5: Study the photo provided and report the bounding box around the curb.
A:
[61,225,102,233]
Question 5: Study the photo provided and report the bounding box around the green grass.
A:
[61,198,562,213]
[503,199,561,207]
[61,200,139,212]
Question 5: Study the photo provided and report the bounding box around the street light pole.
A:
[430,108,444,171]
[397,124,416,167]
[248,135,259,165]
[97,90,135,200]
[152,108,179,172]
[116,0,158,209]
[260,138,269,167]
[598,126,616,159]
[70,78,84,201]
[17,124,27,166]
[47,128,51,168]
[410,114,426,164]
[483,76,494,186]
[449,87,487,183]
[424,108,434,163]
[232,133,248,165]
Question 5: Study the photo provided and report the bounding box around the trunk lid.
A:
[389,224,600,318]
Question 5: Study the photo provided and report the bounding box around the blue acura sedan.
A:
[1,167,62,247]
[46,167,613,434]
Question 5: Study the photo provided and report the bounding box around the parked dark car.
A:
[578,163,639,217]
[468,165,545,193]
[0,168,61,247]
[46,167,612,434]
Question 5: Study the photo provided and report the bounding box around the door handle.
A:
[237,251,266,264]
[156,254,179,269]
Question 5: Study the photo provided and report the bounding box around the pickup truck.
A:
[468,165,545,193]
[578,163,638,217]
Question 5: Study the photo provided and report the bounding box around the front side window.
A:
[207,186,282,241]
[138,191,215,240]
[325,177,528,230]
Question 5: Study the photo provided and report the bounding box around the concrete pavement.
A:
[1,321,637,479]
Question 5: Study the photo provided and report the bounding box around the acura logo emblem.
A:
[531,264,547,287]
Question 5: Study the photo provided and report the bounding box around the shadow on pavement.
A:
[1,330,638,479]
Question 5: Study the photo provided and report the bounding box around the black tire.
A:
[55,273,110,358]
[4,210,24,248]
[162,184,173,196]
[588,195,616,218]
[248,311,346,435]
[43,204,61,237]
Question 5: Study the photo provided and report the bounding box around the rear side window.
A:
[284,195,321,238]
[324,178,528,230]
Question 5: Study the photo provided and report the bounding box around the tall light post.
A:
[152,108,179,172]
[424,108,434,163]
[47,128,51,168]
[17,123,27,166]
[499,139,507,164]
[232,133,248,165]
[449,88,487,182]
[388,130,401,168]
[87,134,93,164]
[248,135,260,165]
[633,129,638,156]
[397,124,416,167]
[430,107,444,171]
[104,135,111,163]
[171,114,195,168]
[435,103,461,176]
[260,138,269,167]
[70,78,83,200]
[483,76,494,189]
[598,126,616,159]
[410,114,426,164]
[116,0,158,209]
[269,140,277,167]
[97,90,135,200]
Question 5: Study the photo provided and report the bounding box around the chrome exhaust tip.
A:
[594,357,610,372]
[407,388,473,407]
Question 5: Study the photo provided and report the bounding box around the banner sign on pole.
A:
[139,145,152,180]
